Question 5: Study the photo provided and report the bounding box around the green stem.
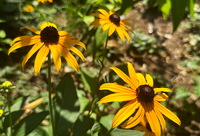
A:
[7,92,12,136]
[48,53,56,136]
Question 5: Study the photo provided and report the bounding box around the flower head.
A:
[24,5,34,12]
[134,118,155,136]
[90,9,133,42]
[1,81,12,89]
[98,62,181,136]
[37,0,53,3]
[8,22,86,75]
[0,109,3,117]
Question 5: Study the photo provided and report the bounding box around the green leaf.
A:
[55,74,80,135]
[73,115,94,136]
[27,126,49,136]
[185,60,198,68]
[3,110,24,129]
[78,96,91,113]
[11,96,28,112]
[0,30,6,38]
[157,0,171,20]
[100,114,115,130]
[83,16,95,26]
[80,67,97,93]
[2,4,17,13]
[117,0,139,15]
[175,86,191,99]
[91,123,101,136]
[194,84,200,97]
[171,0,187,32]
[13,111,49,136]
[109,128,144,136]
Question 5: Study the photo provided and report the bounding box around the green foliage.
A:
[109,128,145,136]
[174,86,191,99]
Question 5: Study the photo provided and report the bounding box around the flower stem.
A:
[6,92,12,136]
[48,53,56,136]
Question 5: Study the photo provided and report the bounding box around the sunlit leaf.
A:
[109,128,144,136]
[100,114,115,130]
[194,84,200,97]
[175,86,191,99]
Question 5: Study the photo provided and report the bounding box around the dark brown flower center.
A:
[136,85,154,103]
[40,26,59,44]
[109,14,120,26]
[146,123,152,132]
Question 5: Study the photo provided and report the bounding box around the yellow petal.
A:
[63,39,86,50]
[146,74,153,87]
[60,42,85,61]
[58,31,69,36]
[109,10,115,15]
[134,126,145,131]
[8,36,40,55]
[20,27,40,34]
[22,42,44,72]
[154,93,168,101]
[116,26,124,42]
[108,25,116,36]
[110,67,136,90]
[121,105,144,128]
[90,19,101,28]
[144,102,161,136]
[136,73,146,85]
[34,44,49,75]
[99,83,136,93]
[154,88,172,93]
[40,22,57,31]
[22,97,44,110]
[121,28,130,42]
[153,102,166,133]
[126,62,139,89]
[102,23,113,31]
[90,13,107,19]
[121,25,134,33]
[98,92,137,104]
[111,99,139,128]
[56,44,79,72]
[154,101,181,126]
[122,21,133,27]
[49,45,61,72]
[97,9,109,17]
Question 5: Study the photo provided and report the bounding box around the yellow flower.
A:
[1,81,12,89]
[24,5,34,12]
[90,9,133,42]
[0,109,3,117]
[134,118,155,136]
[8,22,86,75]
[37,0,53,3]
[99,62,181,136]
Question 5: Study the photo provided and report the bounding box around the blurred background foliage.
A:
[0,0,200,135]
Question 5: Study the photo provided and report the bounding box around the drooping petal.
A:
[121,25,134,33]
[136,73,146,85]
[146,74,154,87]
[8,36,41,55]
[143,102,161,136]
[49,45,61,72]
[154,88,172,93]
[99,83,136,93]
[98,92,137,104]
[121,28,130,42]
[110,67,136,90]
[34,44,50,75]
[62,39,86,50]
[90,19,101,28]
[111,99,139,128]
[60,42,85,61]
[97,9,109,17]
[116,26,124,42]
[153,101,166,133]
[108,25,116,36]
[22,42,44,72]
[154,101,181,126]
[56,44,79,72]
[126,62,139,89]
[154,93,168,101]
[20,27,40,34]
[121,104,145,128]
[58,31,69,36]
[121,21,133,27]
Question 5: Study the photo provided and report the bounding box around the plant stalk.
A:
[48,53,56,136]
[7,92,12,136]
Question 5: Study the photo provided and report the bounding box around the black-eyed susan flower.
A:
[8,22,86,75]
[37,0,53,3]
[134,118,155,136]
[24,5,34,12]
[90,9,133,42]
[99,62,181,136]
